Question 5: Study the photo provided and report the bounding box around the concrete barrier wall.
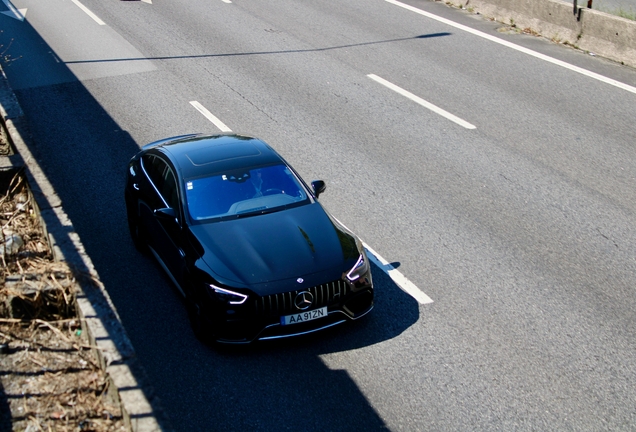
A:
[457,0,636,68]
[579,7,636,65]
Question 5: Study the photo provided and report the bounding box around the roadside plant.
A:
[0,31,22,65]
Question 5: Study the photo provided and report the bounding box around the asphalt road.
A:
[1,0,636,430]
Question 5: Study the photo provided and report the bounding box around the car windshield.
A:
[185,164,309,221]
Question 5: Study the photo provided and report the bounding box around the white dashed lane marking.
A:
[70,0,105,25]
[190,101,233,132]
[368,74,476,129]
[336,218,433,305]
[364,243,434,305]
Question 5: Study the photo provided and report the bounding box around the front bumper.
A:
[209,287,374,344]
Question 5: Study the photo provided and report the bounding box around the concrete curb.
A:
[454,0,636,68]
[0,69,169,431]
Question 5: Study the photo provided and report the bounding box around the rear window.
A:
[185,164,309,221]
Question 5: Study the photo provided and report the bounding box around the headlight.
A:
[209,284,248,305]
[347,253,369,281]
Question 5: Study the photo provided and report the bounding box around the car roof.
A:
[146,134,285,179]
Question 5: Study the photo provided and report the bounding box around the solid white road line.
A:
[364,243,434,305]
[385,0,636,96]
[189,101,232,132]
[368,73,476,129]
[221,0,233,3]
[70,0,105,25]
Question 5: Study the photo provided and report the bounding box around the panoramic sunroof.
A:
[186,142,262,166]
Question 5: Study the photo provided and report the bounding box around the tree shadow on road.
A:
[0,17,424,431]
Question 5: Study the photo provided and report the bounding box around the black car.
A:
[125,134,373,344]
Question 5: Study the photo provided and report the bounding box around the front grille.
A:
[254,279,350,317]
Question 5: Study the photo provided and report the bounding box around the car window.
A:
[142,154,179,210]
[162,168,179,210]
[185,164,308,221]
[142,155,166,191]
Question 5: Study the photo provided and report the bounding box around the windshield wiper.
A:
[237,206,267,214]
[235,206,288,218]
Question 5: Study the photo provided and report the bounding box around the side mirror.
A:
[311,180,326,198]
[154,207,177,221]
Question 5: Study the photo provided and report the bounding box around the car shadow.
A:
[128,254,417,431]
[127,241,419,430]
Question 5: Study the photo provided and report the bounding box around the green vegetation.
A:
[0,31,22,65]
[612,7,636,20]
[593,3,636,20]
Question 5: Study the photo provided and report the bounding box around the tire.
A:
[127,209,148,254]
[186,295,215,345]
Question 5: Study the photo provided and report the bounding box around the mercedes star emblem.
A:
[294,291,314,310]
[297,278,304,283]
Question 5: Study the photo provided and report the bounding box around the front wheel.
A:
[127,206,148,254]
[186,295,215,345]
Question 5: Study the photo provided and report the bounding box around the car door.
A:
[139,153,187,293]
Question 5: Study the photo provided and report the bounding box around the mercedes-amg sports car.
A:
[125,134,373,344]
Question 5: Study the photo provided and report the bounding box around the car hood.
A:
[190,203,359,289]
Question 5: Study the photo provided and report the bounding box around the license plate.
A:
[280,307,327,326]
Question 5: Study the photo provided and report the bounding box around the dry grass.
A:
[0,169,127,431]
